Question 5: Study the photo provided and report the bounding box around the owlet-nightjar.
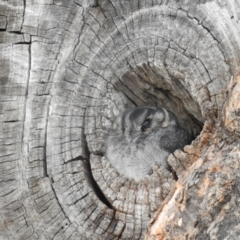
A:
[106,106,191,182]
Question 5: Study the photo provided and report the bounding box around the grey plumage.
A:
[106,106,191,182]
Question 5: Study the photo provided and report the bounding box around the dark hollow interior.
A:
[114,63,204,139]
[86,63,204,208]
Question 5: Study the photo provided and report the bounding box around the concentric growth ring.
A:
[45,2,240,239]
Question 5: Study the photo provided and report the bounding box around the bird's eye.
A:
[141,118,151,132]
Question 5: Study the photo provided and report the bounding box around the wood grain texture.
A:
[1,0,240,239]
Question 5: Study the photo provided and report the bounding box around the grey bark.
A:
[0,0,240,239]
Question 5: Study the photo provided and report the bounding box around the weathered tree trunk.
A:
[1,0,240,239]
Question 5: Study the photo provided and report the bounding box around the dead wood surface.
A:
[1,0,240,239]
